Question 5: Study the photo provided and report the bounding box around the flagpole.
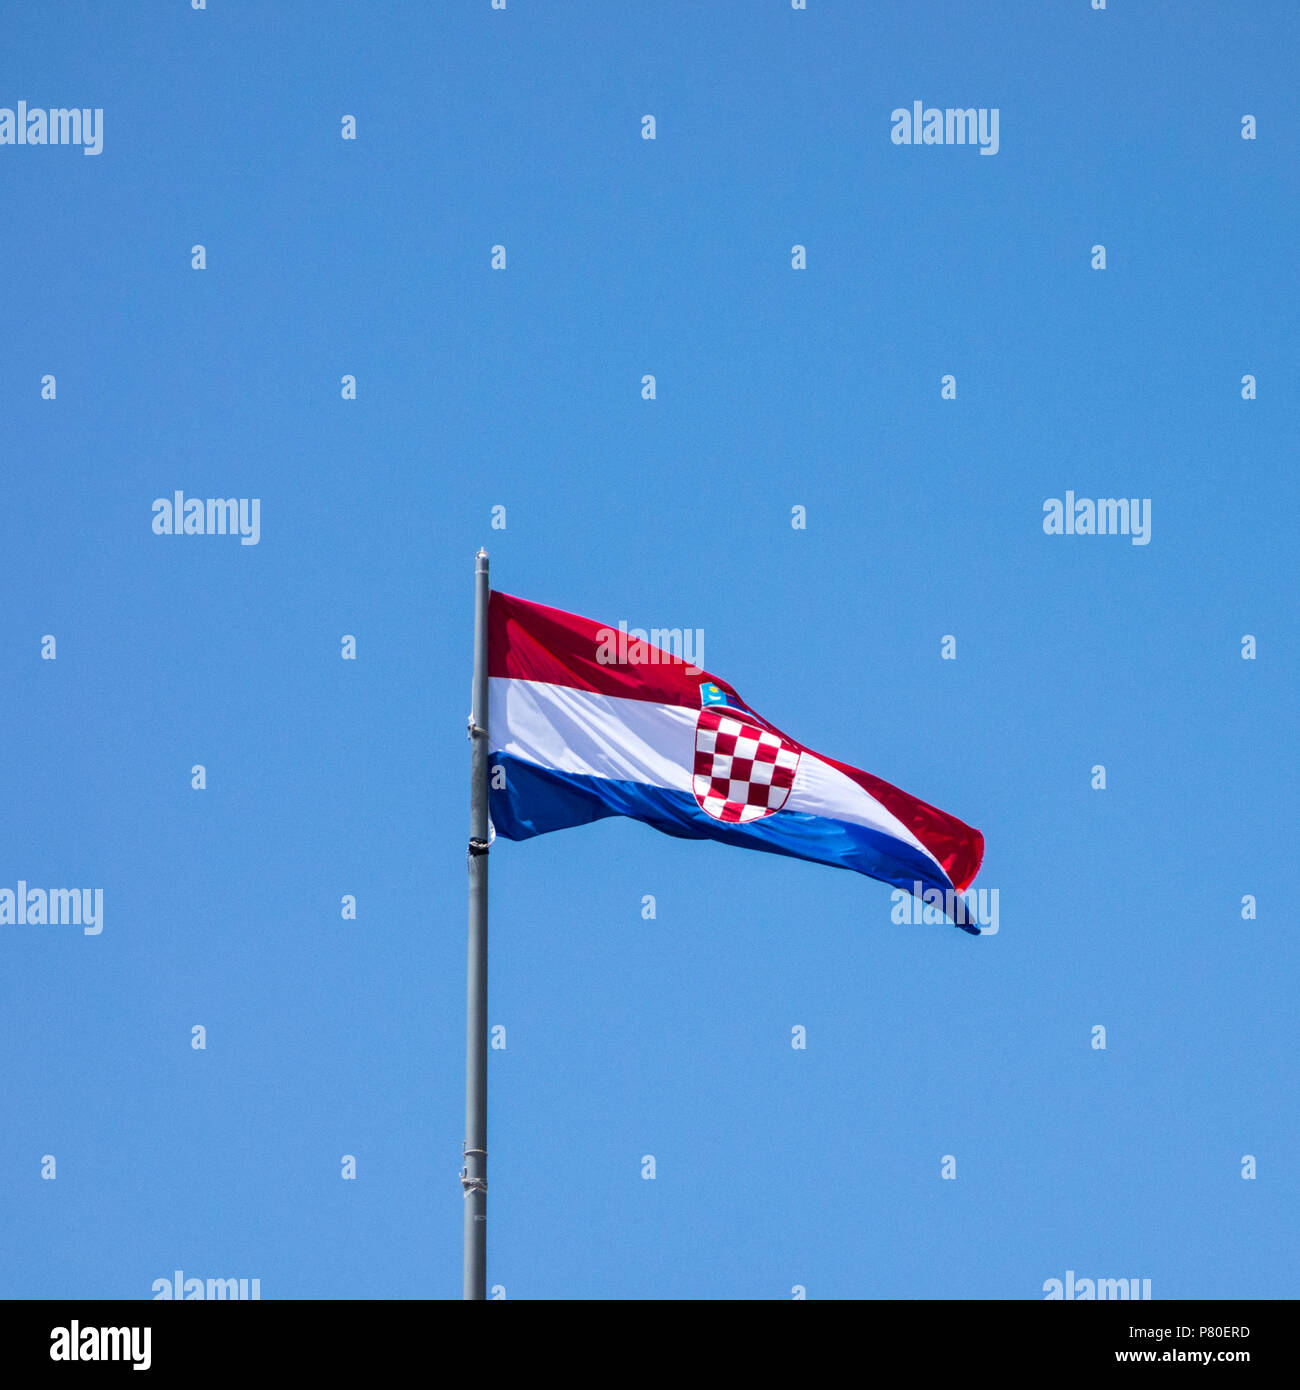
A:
[462,547,490,1299]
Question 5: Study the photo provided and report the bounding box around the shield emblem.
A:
[692,705,801,823]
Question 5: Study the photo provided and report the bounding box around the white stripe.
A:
[790,754,940,869]
[489,678,942,870]
[490,677,696,792]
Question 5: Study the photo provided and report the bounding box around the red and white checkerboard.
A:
[692,706,801,823]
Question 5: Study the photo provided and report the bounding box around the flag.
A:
[487,591,985,928]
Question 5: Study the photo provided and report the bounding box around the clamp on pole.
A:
[460,1144,488,1197]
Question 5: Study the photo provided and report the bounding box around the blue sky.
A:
[2,1,1295,1299]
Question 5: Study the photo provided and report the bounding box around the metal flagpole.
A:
[462,547,490,1299]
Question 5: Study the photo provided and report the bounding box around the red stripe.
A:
[489,590,739,707]
[816,756,985,891]
[732,696,986,892]
[490,589,984,889]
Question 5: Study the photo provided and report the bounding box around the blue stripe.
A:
[488,753,957,900]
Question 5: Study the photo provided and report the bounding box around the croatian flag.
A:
[488,592,985,929]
